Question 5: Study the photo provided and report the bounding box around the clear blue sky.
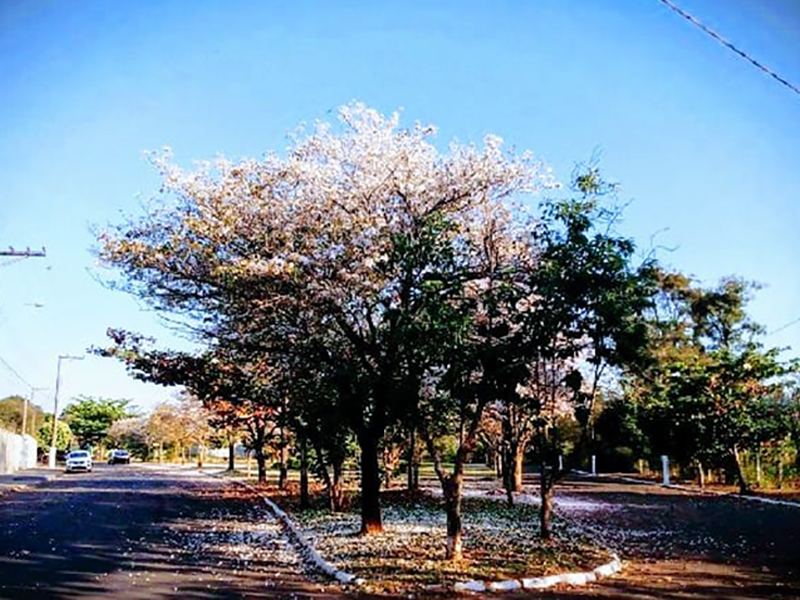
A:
[1,0,798,415]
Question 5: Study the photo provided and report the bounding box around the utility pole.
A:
[0,247,46,258]
[23,386,47,437]
[48,355,84,469]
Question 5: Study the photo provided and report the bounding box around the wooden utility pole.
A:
[23,386,47,437]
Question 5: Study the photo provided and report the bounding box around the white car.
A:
[65,450,93,473]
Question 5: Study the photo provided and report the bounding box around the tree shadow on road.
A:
[0,469,341,598]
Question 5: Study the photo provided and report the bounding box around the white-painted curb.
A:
[455,554,622,594]
[232,480,365,586]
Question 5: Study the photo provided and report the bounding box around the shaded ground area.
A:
[601,471,800,503]
[527,474,800,598]
[0,464,341,598]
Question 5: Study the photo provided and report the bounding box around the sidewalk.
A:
[0,466,60,490]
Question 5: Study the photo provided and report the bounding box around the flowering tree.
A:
[107,416,150,458]
[98,103,551,534]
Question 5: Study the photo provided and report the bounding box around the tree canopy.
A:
[62,396,134,449]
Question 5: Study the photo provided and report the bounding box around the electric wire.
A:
[657,0,800,100]
[768,316,800,336]
[0,354,33,388]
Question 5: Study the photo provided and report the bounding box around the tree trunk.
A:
[300,438,310,509]
[540,458,554,540]
[255,449,267,485]
[502,445,515,507]
[227,437,235,472]
[407,426,418,491]
[778,454,784,489]
[359,431,383,534]
[383,446,393,490]
[443,475,464,560]
[755,446,762,488]
[696,460,705,488]
[501,414,516,503]
[311,437,343,513]
[331,457,345,512]
[279,428,288,489]
[732,446,750,494]
[197,444,204,468]
[513,445,525,492]
[158,442,163,464]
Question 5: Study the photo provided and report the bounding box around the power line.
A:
[768,316,800,336]
[0,354,33,389]
[657,0,800,100]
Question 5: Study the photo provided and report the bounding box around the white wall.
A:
[0,428,38,474]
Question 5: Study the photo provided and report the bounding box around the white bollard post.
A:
[591,455,597,476]
[558,454,564,472]
[661,455,670,486]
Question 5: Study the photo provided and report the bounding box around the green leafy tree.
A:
[512,176,656,538]
[62,397,133,449]
[38,416,72,452]
[0,395,45,435]
[628,274,798,492]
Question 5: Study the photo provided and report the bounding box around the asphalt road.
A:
[3,466,799,599]
[0,464,340,599]
[539,476,800,599]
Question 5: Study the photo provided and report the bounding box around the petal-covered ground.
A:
[265,474,610,594]
[253,465,800,597]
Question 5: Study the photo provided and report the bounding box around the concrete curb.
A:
[0,468,60,489]
[453,554,622,594]
[232,480,364,586]
[574,470,800,509]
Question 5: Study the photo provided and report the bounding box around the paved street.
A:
[0,465,339,599]
[3,465,800,598]
[540,476,800,599]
